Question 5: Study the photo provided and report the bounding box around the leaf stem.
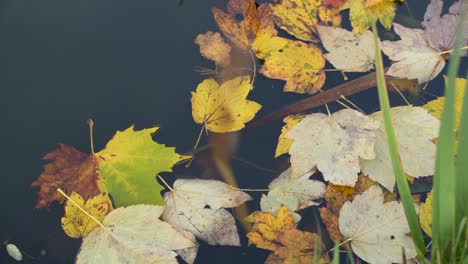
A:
[186,123,206,167]
[86,119,95,154]
[56,188,104,228]
[157,175,173,192]
[248,48,257,86]
[438,46,468,56]
[228,186,269,192]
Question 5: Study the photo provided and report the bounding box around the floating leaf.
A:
[269,0,341,42]
[191,75,262,133]
[61,193,113,239]
[339,185,417,263]
[162,179,251,246]
[343,0,396,33]
[32,144,101,209]
[419,192,433,237]
[97,126,189,207]
[316,25,376,72]
[76,205,197,264]
[194,31,231,67]
[6,244,22,261]
[360,106,440,191]
[260,38,326,94]
[286,109,380,184]
[275,114,306,157]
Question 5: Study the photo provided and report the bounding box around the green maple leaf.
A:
[96,126,189,207]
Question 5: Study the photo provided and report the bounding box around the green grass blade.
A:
[456,69,468,227]
[371,22,427,258]
[331,242,340,264]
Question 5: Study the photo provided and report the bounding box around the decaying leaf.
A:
[360,106,440,191]
[269,0,341,42]
[162,179,251,246]
[419,192,432,237]
[339,185,417,263]
[97,126,189,207]
[275,114,306,157]
[260,38,326,94]
[260,168,326,221]
[191,75,262,133]
[194,31,232,67]
[343,0,396,33]
[212,0,276,50]
[76,205,197,264]
[61,193,113,239]
[32,144,101,209]
[286,109,380,185]
[423,77,467,129]
[316,25,376,72]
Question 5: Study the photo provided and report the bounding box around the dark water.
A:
[0,0,464,263]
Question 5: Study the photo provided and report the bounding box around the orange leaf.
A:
[32,144,101,208]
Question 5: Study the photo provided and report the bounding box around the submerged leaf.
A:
[191,75,262,133]
[97,126,189,207]
[194,31,231,67]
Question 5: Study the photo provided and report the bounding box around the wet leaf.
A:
[194,31,232,67]
[191,75,262,133]
[32,144,101,209]
[419,192,432,237]
[275,114,306,157]
[339,185,417,263]
[76,205,197,264]
[260,38,326,94]
[97,126,189,207]
[286,109,380,184]
[6,244,22,261]
[162,179,251,246]
[343,0,396,33]
[360,106,440,191]
[61,193,113,239]
[316,25,376,72]
[269,0,341,42]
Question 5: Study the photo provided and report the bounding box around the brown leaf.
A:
[32,144,101,208]
[320,208,343,242]
[194,31,232,67]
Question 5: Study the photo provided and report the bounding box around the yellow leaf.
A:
[343,0,396,33]
[253,35,289,60]
[275,114,306,157]
[191,75,262,133]
[61,193,113,238]
[419,192,432,237]
[423,77,466,129]
[260,38,326,94]
[269,0,341,42]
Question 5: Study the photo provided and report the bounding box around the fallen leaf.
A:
[360,106,440,191]
[319,208,343,242]
[260,38,326,94]
[212,0,276,50]
[162,179,251,246]
[286,109,380,185]
[423,77,466,129]
[6,244,22,261]
[194,31,232,67]
[343,0,396,33]
[275,114,306,157]
[32,144,101,209]
[75,205,197,264]
[419,192,432,237]
[269,0,341,42]
[323,0,347,9]
[61,193,113,239]
[191,75,262,133]
[316,25,376,72]
[339,185,417,263]
[97,126,189,207]
[260,168,326,220]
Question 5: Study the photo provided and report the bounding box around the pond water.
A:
[0,0,465,263]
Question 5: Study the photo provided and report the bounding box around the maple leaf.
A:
[275,114,305,157]
[61,193,113,238]
[194,31,232,67]
[419,192,432,237]
[162,179,251,246]
[212,0,276,51]
[286,109,380,184]
[260,168,325,221]
[343,0,396,33]
[339,185,417,263]
[269,0,341,42]
[96,126,189,207]
[191,75,262,133]
[259,38,326,94]
[32,144,101,209]
[360,106,440,191]
[316,25,376,72]
[76,205,197,264]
